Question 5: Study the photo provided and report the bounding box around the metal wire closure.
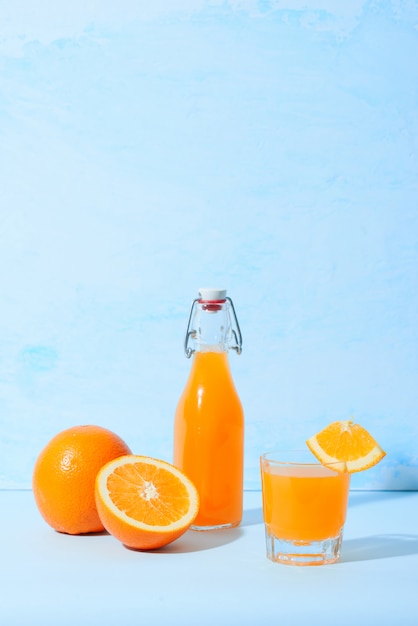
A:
[183,297,243,358]
[184,298,199,358]
[226,296,243,355]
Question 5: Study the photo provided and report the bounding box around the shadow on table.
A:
[145,526,245,554]
[138,507,265,553]
[341,534,418,562]
[348,490,418,507]
[241,507,263,526]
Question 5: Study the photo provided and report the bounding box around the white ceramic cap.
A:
[198,288,227,301]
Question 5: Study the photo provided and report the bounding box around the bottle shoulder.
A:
[187,350,235,382]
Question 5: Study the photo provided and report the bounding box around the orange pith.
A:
[95,455,199,550]
[306,420,386,474]
[32,425,131,535]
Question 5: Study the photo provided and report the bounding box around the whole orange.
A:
[32,425,132,534]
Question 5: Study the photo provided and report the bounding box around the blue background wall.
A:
[1,1,417,490]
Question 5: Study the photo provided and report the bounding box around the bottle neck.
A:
[192,300,231,352]
[184,295,242,358]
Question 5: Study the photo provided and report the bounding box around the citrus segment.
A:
[32,425,132,534]
[306,420,386,474]
[95,455,199,550]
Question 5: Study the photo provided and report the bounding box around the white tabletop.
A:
[1,489,418,625]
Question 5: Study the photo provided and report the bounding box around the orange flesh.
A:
[261,465,350,541]
[306,420,386,473]
[316,421,378,459]
[174,351,244,527]
[107,463,190,526]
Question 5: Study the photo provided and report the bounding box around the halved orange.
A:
[95,455,199,550]
[306,419,386,473]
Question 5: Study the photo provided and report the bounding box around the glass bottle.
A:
[173,288,244,530]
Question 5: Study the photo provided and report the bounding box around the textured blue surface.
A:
[1,1,417,489]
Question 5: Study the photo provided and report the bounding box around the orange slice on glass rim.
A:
[306,420,386,473]
[95,455,199,550]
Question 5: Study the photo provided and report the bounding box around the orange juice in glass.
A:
[260,451,350,565]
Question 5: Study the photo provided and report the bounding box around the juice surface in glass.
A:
[261,461,350,541]
[174,349,244,528]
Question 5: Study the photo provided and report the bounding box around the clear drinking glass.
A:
[260,451,350,566]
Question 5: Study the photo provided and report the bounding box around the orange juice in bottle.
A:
[174,288,244,530]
